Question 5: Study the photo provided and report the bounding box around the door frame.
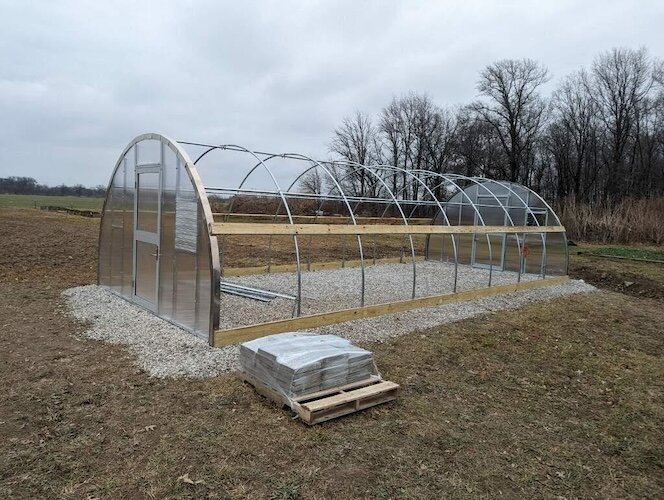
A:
[132,163,162,311]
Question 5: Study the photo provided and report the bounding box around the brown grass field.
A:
[0,208,662,499]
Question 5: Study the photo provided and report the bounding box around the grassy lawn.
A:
[577,245,664,262]
[0,193,104,210]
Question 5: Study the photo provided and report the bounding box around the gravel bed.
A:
[315,279,596,343]
[63,262,596,379]
[62,286,239,378]
[220,260,540,329]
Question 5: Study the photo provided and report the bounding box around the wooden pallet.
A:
[238,371,399,425]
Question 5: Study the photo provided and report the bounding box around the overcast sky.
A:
[0,0,662,187]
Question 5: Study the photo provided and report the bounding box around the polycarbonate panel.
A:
[135,240,158,304]
[100,135,217,343]
[425,179,568,277]
[503,234,523,273]
[522,234,545,275]
[137,140,161,165]
[100,148,136,296]
[121,149,135,296]
[158,146,177,319]
[173,159,198,331]
[472,234,505,270]
[137,172,160,233]
[544,232,568,275]
[196,212,211,336]
[174,250,197,328]
[433,234,458,263]
[109,192,124,292]
[98,195,113,286]
[456,234,473,264]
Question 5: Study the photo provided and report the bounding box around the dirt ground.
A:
[1,208,662,499]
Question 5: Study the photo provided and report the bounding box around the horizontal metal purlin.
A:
[204,187,547,211]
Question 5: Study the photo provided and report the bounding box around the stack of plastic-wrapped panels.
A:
[239,332,377,399]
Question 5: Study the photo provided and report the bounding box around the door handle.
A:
[151,248,159,260]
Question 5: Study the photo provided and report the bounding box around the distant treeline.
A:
[0,176,105,197]
[325,47,664,203]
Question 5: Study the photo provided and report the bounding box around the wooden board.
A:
[239,371,399,425]
[212,222,566,236]
[224,255,426,277]
[214,275,570,346]
[293,381,399,425]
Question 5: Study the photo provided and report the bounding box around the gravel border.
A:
[62,286,239,378]
[63,264,596,379]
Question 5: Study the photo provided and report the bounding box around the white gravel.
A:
[63,262,596,379]
[220,261,540,328]
[62,286,239,378]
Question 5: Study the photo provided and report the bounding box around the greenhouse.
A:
[98,133,569,347]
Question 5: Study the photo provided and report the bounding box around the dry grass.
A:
[558,197,664,245]
[0,208,663,498]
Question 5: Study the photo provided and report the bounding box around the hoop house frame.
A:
[98,133,569,346]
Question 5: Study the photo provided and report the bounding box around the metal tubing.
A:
[369,164,460,295]
[331,160,418,299]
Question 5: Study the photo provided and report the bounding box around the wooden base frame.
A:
[214,275,570,346]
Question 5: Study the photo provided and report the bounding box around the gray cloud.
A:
[0,0,662,186]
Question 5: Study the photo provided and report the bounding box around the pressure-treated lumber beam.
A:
[212,222,566,236]
[213,275,570,346]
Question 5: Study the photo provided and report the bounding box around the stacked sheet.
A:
[239,332,377,399]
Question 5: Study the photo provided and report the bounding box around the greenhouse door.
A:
[133,165,162,311]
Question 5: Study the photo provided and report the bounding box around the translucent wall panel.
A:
[137,140,161,165]
[158,145,177,320]
[100,136,216,342]
[173,159,200,334]
[98,195,113,286]
[100,147,135,297]
[425,180,568,278]
[109,175,125,292]
[522,234,545,275]
[121,153,135,295]
[544,232,568,276]
[196,212,212,335]
[136,171,160,232]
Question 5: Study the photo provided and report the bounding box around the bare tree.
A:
[548,70,600,200]
[589,47,654,198]
[327,47,664,205]
[298,167,324,194]
[470,58,550,184]
[378,93,450,200]
[329,111,379,197]
[453,107,503,178]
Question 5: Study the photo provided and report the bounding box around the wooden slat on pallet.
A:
[238,371,399,425]
[293,381,399,425]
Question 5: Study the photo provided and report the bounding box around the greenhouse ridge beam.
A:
[211,222,567,236]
